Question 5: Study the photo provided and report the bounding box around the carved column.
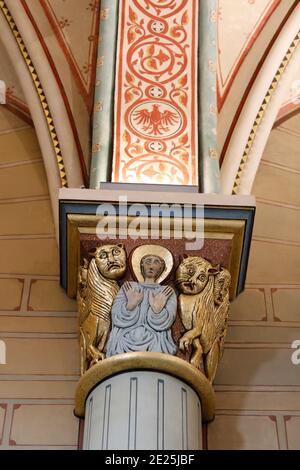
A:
[78,363,207,450]
[74,240,231,449]
[57,0,255,452]
[59,189,255,450]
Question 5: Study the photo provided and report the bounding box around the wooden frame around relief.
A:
[65,213,245,300]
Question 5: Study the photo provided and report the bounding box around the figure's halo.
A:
[131,245,174,284]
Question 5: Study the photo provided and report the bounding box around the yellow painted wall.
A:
[0,107,300,449]
[211,118,300,450]
[0,108,79,449]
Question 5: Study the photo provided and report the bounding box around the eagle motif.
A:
[133,104,180,136]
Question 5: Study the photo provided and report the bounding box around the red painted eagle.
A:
[133,104,179,135]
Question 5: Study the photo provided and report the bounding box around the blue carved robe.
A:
[106,282,177,356]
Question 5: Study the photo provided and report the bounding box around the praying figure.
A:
[106,245,177,357]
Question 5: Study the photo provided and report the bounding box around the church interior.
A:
[0,0,299,450]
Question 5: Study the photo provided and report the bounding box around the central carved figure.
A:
[106,245,177,356]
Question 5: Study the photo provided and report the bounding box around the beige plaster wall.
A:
[210,117,300,450]
[0,107,79,450]
[0,106,299,450]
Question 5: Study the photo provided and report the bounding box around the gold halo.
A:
[131,244,174,283]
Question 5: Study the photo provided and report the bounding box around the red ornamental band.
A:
[113,0,198,185]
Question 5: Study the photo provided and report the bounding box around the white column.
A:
[83,371,202,450]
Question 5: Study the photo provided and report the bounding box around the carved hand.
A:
[149,286,173,314]
[123,282,144,311]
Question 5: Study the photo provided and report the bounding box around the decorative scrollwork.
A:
[113,0,198,185]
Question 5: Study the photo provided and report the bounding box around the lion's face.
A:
[176,256,217,295]
[94,244,127,280]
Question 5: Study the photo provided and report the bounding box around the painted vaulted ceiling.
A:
[218,0,299,148]
[0,0,299,206]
